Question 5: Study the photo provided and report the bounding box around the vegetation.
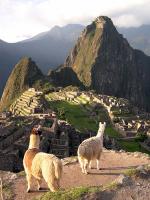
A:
[123,168,139,177]
[118,140,150,154]
[135,132,148,142]
[2,183,14,200]
[105,126,121,138]
[47,100,98,132]
[36,187,99,200]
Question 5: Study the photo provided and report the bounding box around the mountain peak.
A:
[0,57,43,111]
[51,16,150,111]
[95,16,112,26]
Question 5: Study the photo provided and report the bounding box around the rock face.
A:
[51,16,150,111]
[49,66,83,87]
[0,57,43,111]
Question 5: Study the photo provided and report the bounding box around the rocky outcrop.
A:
[49,66,83,88]
[0,57,43,111]
[50,16,150,111]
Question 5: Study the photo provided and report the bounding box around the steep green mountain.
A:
[50,16,150,111]
[0,24,84,97]
[0,57,43,111]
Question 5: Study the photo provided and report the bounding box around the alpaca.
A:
[23,126,62,193]
[77,122,106,174]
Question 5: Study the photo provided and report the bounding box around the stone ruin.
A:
[10,88,44,116]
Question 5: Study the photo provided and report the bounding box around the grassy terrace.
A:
[46,94,121,136]
[46,100,98,132]
[45,93,150,154]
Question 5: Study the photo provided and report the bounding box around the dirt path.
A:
[13,151,150,200]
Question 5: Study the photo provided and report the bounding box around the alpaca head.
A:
[31,126,42,136]
[29,125,42,149]
[97,122,106,137]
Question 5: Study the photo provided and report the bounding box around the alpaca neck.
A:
[28,134,40,149]
[96,130,104,139]
[96,128,104,145]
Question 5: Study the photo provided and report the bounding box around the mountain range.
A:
[0,24,84,97]
[1,19,150,111]
[118,25,150,56]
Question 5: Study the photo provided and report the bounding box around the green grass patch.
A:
[103,181,119,190]
[46,97,121,138]
[105,126,121,138]
[118,140,150,155]
[37,186,101,200]
[118,140,141,152]
[46,100,98,132]
[123,168,139,177]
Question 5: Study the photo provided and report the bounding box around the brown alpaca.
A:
[23,126,62,193]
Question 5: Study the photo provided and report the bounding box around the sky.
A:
[0,0,150,42]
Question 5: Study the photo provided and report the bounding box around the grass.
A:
[105,126,121,138]
[118,140,150,155]
[123,168,139,177]
[2,183,14,200]
[35,186,100,200]
[103,181,119,190]
[47,100,98,132]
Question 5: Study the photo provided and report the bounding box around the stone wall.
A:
[0,127,25,150]
[0,152,20,172]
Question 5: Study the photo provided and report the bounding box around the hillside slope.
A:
[0,57,43,111]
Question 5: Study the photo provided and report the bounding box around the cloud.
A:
[0,0,150,42]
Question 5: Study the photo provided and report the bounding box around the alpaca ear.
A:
[37,125,41,130]
[103,122,106,126]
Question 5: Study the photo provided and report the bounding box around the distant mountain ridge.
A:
[118,24,150,56]
[0,24,84,97]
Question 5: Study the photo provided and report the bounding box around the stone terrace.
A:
[10,88,44,116]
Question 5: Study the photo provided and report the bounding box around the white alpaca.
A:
[23,126,62,193]
[77,122,106,174]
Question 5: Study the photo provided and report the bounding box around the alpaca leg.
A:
[96,153,102,170]
[36,178,42,191]
[83,160,89,174]
[78,156,83,169]
[56,179,60,189]
[26,173,32,193]
[78,157,85,173]
[96,159,100,170]
[47,180,57,192]
[89,160,92,169]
